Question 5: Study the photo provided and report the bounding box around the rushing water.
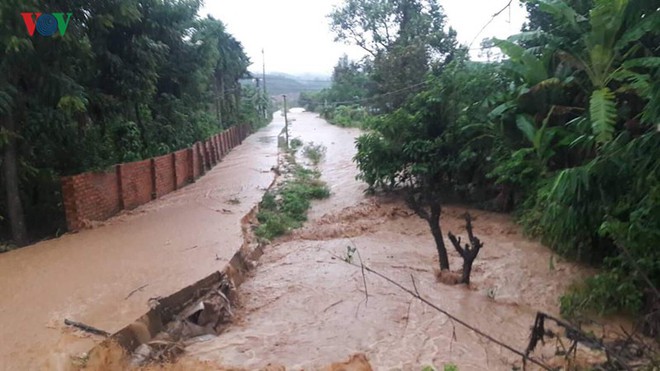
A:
[0,117,284,370]
[0,111,627,370]
[180,112,618,370]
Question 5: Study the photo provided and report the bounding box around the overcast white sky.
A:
[200,0,528,77]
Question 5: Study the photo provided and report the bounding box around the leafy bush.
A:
[350,0,660,320]
[325,105,370,128]
[255,164,330,240]
[290,138,304,150]
[302,142,327,165]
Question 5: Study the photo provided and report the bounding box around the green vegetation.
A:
[302,142,327,165]
[290,138,304,150]
[420,364,458,371]
[326,0,659,325]
[245,73,330,96]
[255,160,330,241]
[0,0,272,245]
[324,105,370,128]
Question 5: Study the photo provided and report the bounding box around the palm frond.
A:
[589,87,617,144]
[536,0,586,33]
[622,57,660,69]
[516,114,537,144]
[615,11,660,53]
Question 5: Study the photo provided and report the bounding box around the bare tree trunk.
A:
[408,194,450,271]
[2,113,28,246]
[448,213,483,284]
[427,202,450,270]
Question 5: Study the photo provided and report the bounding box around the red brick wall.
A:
[61,170,121,230]
[220,132,227,156]
[153,154,175,197]
[203,140,212,169]
[191,143,201,179]
[61,124,252,231]
[120,159,152,210]
[213,134,222,161]
[174,149,190,189]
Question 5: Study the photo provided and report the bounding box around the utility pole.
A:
[261,48,267,96]
[254,78,261,118]
[262,48,267,119]
[282,94,289,146]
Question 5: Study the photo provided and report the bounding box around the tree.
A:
[0,0,260,245]
[354,59,502,278]
[490,0,659,321]
[329,0,458,110]
[329,55,370,104]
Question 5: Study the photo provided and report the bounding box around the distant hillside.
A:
[243,72,331,96]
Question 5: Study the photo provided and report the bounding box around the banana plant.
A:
[515,107,559,167]
[528,0,660,144]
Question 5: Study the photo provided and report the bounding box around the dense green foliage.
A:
[304,0,461,122]
[299,55,371,125]
[328,0,659,320]
[0,0,270,244]
[249,74,331,96]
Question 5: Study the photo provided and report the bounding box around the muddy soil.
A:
[177,112,625,370]
[0,118,284,370]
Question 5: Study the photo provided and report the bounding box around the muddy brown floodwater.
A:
[0,117,284,370]
[180,112,626,370]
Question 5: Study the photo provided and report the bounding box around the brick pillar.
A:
[188,147,195,182]
[172,153,178,190]
[217,133,223,157]
[150,158,157,199]
[210,139,217,165]
[116,164,125,210]
[211,135,217,162]
[198,143,206,176]
[61,176,80,231]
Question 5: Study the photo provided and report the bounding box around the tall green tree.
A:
[0,0,259,246]
[329,0,458,110]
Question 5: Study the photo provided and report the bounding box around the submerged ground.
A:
[0,117,284,370]
[0,112,624,370]
[180,112,612,370]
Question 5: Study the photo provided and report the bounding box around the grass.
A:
[302,142,326,165]
[255,164,330,241]
[290,137,303,150]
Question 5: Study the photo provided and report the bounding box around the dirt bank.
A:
[174,112,620,370]
[0,118,283,370]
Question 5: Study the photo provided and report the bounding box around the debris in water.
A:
[64,319,111,337]
[125,284,149,300]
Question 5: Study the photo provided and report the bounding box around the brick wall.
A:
[119,159,152,210]
[173,149,191,189]
[61,124,252,231]
[61,170,122,231]
[153,154,176,198]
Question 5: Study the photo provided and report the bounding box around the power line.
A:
[340,257,554,370]
[328,80,431,106]
[469,0,514,48]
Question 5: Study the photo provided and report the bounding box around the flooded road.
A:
[0,118,283,370]
[182,112,607,370]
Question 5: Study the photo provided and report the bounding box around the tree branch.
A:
[340,257,553,370]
